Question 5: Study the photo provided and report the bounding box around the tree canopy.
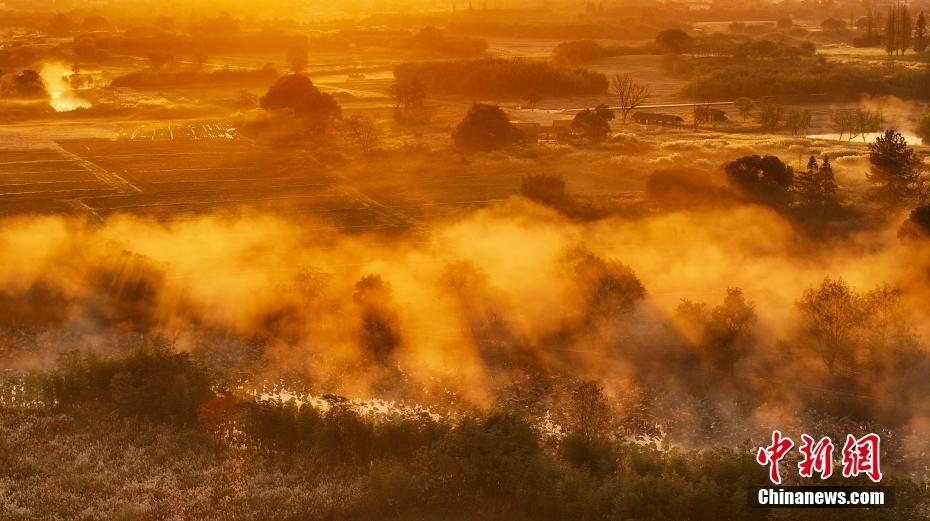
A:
[571,104,615,144]
[867,130,920,207]
[259,74,342,132]
[451,103,513,153]
[724,154,794,204]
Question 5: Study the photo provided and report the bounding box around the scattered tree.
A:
[830,108,855,140]
[915,12,927,53]
[795,155,838,213]
[849,106,884,142]
[345,114,380,153]
[387,77,426,112]
[260,74,342,132]
[291,266,333,305]
[571,104,615,144]
[567,380,612,443]
[756,101,784,134]
[353,274,400,362]
[286,48,309,74]
[704,288,757,376]
[915,105,930,143]
[724,154,794,204]
[796,277,867,376]
[655,29,694,54]
[734,97,754,122]
[867,130,920,207]
[524,90,542,110]
[785,108,812,136]
[611,73,651,124]
[451,103,512,153]
[898,204,930,241]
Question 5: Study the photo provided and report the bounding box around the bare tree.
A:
[830,108,855,140]
[291,266,333,305]
[785,108,812,136]
[612,73,651,124]
[850,106,884,142]
[286,47,308,74]
[692,102,712,130]
[345,114,380,153]
[568,380,612,443]
[916,169,930,205]
[756,101,783,134]
[734,97,754,122]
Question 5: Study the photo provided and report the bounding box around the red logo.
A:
[757,430,794,485]
[841,433,882,483]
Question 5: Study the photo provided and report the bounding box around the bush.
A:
[522,174,566,204]
[552,39,651,64]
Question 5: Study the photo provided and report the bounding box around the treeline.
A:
[394,57,609,97]
[73,31,349,58]
[447,20,659,40]
[553,39,658,64]
[682,62,930,101]
[110,68,277,89]
[339,26,487,57]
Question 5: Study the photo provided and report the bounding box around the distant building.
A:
[694,107,728,122]
[632,112,685,126]
[510,120,574,144]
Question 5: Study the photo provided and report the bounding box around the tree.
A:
[724,154,794,204]
[704,288,757,376]
[345,114,380,153]
[524,90,541,110]
[830,109,855,140]
[571,104,615,144]
[569,251,645,320]
[290,266,333,305]
[849,106,883,142]
[777,17,793,29]
[259,74,342,132]
[567,380,612,443]
[915,12,927,52]
[387,77,426,112]
[915,105,930,142]
[734,97,754,122]
[785,108,812,136]
[48,13,71,37]
[353,274,400,362]
[886,5,898,55]
[795,155,837,213]
[1,70,48,99]
[756,101,783,134]
[451,103,512,153]
[867,130,920,207]
[655,29,694,54]
[286,47,309,74]
[611,73,650,124]
[898,204,930,241]
[796,277,867,376]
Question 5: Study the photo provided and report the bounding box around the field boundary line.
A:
[55,146,143,195]
[62,199,104,225]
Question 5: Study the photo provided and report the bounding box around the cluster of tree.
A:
[39,340,213,427]
[109,68,276,89]
[552,40,655,64]
[70,32,348,66]
[445,20,659,41]
[394,57,609,98]
[676,288,757,376]
[792,277,921,378]
[885,4,921,55]
[259,74,342,132]
[721,130,925,213]
[0,69,49,99]
[828,106,884,141]
[340,26,487,57]
[571,104,616,144]
[386,77,426,112]
[683,62,930,101]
